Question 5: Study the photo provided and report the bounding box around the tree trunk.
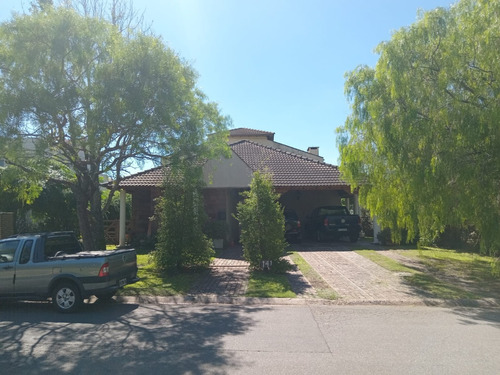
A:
[75,186,96,251]
[90,185,106,250]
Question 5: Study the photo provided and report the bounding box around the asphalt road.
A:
[1,300,499,374]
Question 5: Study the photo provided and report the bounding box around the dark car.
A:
[306,206,361,242]
[284,209,301,243]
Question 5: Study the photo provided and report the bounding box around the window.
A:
[45,235,82,257]
[0,240,20,263]
[19,240,33,264]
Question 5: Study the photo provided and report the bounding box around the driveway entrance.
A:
[289,240,424,304]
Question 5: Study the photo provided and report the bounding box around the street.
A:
[1,300,499,374]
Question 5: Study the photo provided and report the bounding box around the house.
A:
[113,128,359,246]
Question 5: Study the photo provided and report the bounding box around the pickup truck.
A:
[306,206,362,243]
[0,231,138,312]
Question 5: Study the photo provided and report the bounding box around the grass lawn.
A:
[356,247,500,301]
[119,254,205,296]
[355,250,415,273]
[402,248,499,280]
[401,248,500,300]
[246,271,296,298]
[288,252,338,300]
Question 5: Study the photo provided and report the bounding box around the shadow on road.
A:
[0,300,268,374]
[452,307,500,329]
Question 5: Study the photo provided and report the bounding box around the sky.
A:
[0,0,455,166]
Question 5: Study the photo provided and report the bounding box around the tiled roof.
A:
[229,127,275,140]
[117,166,165,187]
[117,140,347,189]
[231,140,346,188]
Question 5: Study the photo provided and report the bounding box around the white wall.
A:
[203,152,253,188]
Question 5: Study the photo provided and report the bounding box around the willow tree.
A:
[338,0,500,255]
[0,3,229,250]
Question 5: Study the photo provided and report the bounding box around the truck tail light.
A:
[323,218,329,227]
[98,263,109,277]
[297,220,301,229]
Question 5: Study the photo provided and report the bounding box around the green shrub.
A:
[153,166,214,272]
[377,227,393,245]
[236,171,287,270]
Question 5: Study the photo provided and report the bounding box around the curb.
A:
[116,295,500,308]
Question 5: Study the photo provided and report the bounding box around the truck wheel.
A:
[349,234,359,243]
[52,282,82,313]
[95,291,117,301]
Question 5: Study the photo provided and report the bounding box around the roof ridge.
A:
[120,165,166,181]
[233,139,338,169]
[230,127,274,135]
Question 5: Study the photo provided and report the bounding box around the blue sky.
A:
[1,0,454,165]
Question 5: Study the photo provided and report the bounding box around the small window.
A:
[19,240,33,264]
[0,240,20,263]
[45,235,81,257]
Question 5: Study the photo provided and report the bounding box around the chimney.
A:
[307,146,319,156]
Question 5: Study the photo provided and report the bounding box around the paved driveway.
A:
[192,240,426,304]
[289,241,424,304]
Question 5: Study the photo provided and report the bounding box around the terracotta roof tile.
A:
[229,127,275,140]
[118,166,165,187]
[118,140,347,189]
[231,140,346,188]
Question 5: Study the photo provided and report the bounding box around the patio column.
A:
[118,189,127,247]
[353,193,360,215]
[225,189,231,244]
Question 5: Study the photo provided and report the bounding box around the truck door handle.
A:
[2,265,13,270]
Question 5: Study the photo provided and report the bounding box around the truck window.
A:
[19,240,33,264]
[45,235,82,257]
[319,207,348,216]
[0,240,20,263]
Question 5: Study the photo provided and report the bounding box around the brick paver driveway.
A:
[290,241,423,304]
[190,240,425,304]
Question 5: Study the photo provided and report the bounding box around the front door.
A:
[0,239,20,295]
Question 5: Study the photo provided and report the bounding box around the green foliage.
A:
[0,177,78,233]
[236,171,287,270]
[338,0,500,256]
[377,228,393,246]
[0,4,230,250]
[101,189,131,221]
[25,181,79,232]
[152,166,214,272]
[203,220,226,239]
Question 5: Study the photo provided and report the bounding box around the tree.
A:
[337,0,500,255]
[0,3,229,250]
[152,163,214,272]
[236,171,287,271]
